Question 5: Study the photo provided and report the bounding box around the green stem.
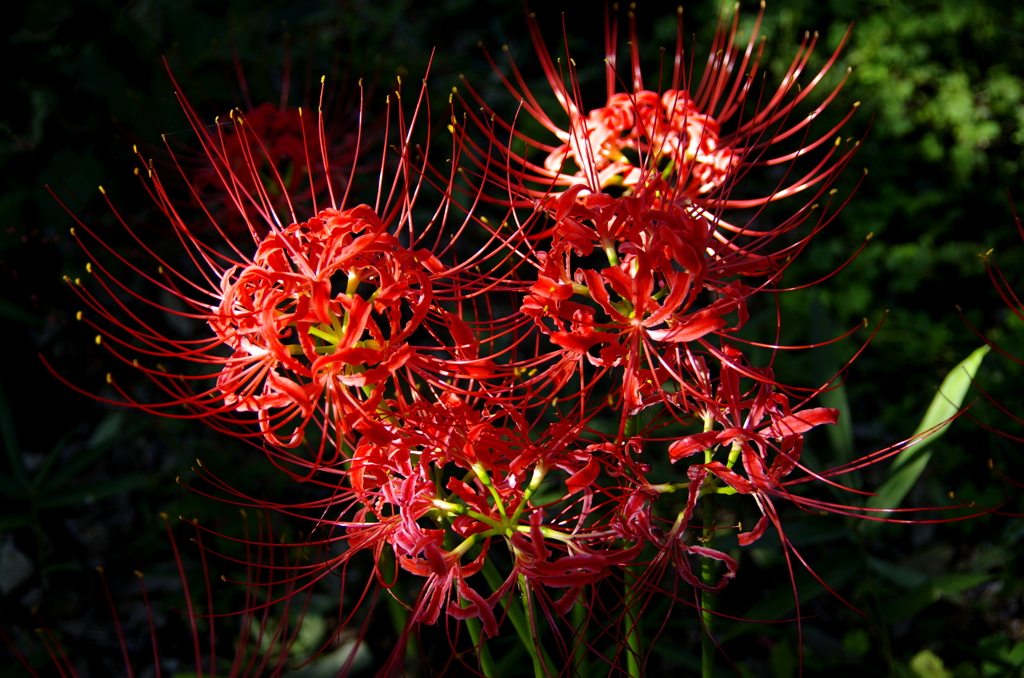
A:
[518,574,547,678]
[624,564,642,677]
[623,413,643,677]
[462,615,497,677]
[381,549,417,663]
[480,559,545,678]
[701,493,717,678]
[571,600,587,675]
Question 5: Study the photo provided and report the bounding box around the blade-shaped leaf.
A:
[30,430,76,492]
[0,381,27,487]
[48,415,144,489]
[882,573,992,623]
[809,294,856,480]
[868,344,989,511]
[36,474,150,509]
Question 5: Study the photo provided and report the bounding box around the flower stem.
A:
[381,549,417,663]
[623,414,643,677]
[518,573,547,678]
[624,564,642,677]
[701,492,717,678]
[571,600,588,674]
[480,559,546,678]
[462,615,497,677]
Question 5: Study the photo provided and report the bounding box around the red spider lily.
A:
[208,203,447,448]
[180,101,363,237]
[437,3,865,440]
[43,5,1016,676]
[665,345,842,547]
[47,68,521,464]
[505,154,860,436]
[177,391,652,673]
[452,3,859,220]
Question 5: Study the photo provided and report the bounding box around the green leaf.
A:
[868,344,989,511]
[867,555,930,589]
[809,293,857,484]
[725,552,861,641]
[36,474,150,509]
[29,430,76,491]
[882,573,992,623]
[0,474,27,499]
[48,415,143,489]
[0,513,32,531]
[910,649,953,678]
[0,299,41,326]
[0,381,27,487]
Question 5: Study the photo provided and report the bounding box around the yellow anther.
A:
[94,335,102,345]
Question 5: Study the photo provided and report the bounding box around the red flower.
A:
[182,102,361,236]
[210,204,443,447]
[454,3,859,216]
[51,73,506,461]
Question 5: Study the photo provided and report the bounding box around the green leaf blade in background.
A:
[868,344,990,512]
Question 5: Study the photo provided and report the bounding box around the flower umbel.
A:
[42,6,1009,678]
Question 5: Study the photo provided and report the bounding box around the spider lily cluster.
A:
[41,5,978,676]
